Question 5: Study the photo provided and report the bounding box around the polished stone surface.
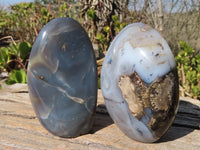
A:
[27,17,97,137]
[101,23,179,143]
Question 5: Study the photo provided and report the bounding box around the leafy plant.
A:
[59,2,68,17]
[0,41,31,70]
[0,41,31,85]
[0,16,6,28]
[0,2,55,43]
[5,69,27,85]
[96,33,107,52]
[59,1,78,19]
[112,15,127,33]
[87,9,95,20]
[175,41,200,99]
[0,1,81,44]
[95,15,127,53]
[18,41,32,59]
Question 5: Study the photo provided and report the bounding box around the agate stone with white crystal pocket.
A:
[27,17,97,137]
[101,23,179,143]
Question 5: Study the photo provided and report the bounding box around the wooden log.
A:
[0,84,200,150]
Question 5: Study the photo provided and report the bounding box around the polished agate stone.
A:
[27,18,97,137]
[101,23,179,143]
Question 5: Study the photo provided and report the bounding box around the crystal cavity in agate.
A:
[27,18,97,137]
[101,23,179,143]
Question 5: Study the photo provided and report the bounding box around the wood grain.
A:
[0,84,200,150]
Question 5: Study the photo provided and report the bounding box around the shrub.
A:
[0,2,55,43]
[176,41,200,99]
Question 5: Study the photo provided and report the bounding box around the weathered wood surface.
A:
[0,84,200,150]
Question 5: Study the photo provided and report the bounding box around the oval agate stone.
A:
[27,18,97,137]
[101,23,179,143]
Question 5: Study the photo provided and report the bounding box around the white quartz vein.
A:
[30,70,85,104]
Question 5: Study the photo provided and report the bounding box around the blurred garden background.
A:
[0,0,199,99]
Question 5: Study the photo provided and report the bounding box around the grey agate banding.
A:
[27,17,97,137]
[101,23,179,143]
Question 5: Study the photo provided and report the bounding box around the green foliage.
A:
[87,9,95,20]
[59,2,68,17]
[175,41,200,99]
[0,41,31,85]
[112,15,118,22]
[0,11,7,28]
[0,42,31,70]
[41,7,48,16]
[18,42,31,59]
[58,1,78,19]
[95,15,127,53]
[0,47,10,68]
[112,15,127,33]
[5,69,27,85]
[0,2,55,43]
[96,33,107,45]
[103,26,110,33]
[0,1,80,43]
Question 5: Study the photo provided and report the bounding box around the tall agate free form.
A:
[27,18,97,137]
[101,23,179,143]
